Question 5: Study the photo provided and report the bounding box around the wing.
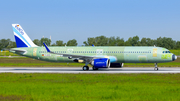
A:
[43,43,98,62]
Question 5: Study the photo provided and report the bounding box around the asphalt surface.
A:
[0,67,180,73]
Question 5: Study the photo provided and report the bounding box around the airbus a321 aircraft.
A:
[10,24,177,71]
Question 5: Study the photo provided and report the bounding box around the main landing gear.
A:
[93,66,98,70]
[82,66,99,71]
[82,66,89,71]
[154,63,158,71]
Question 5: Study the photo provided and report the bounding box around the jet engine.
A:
[91,58,110,68]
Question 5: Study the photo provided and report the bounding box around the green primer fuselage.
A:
[12,46,173,63]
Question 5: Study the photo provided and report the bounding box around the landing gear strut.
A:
[154,63,158,71]
[83,66,89,71]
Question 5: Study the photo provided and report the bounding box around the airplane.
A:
[10,24,177,71]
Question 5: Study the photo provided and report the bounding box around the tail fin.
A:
[12,24,38,48]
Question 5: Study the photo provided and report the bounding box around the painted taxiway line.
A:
[0,67,180,73]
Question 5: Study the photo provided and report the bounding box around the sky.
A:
[0,0,180,45]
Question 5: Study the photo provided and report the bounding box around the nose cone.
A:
[172,54,177,61]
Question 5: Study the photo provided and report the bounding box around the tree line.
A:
[0,36,180,50]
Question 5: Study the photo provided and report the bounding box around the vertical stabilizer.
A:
[12,24,37,48]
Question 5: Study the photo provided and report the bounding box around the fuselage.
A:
[11,46,176,63]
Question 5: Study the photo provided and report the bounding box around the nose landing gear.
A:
[154,63,158,71]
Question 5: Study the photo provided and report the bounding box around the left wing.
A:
[43,43,98,62]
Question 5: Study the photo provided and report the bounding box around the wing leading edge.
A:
[43,43,94,60]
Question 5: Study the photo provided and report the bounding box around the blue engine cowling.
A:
[91,58,110,68]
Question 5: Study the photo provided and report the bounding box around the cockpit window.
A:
[162,51,171,53]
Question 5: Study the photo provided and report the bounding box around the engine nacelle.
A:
[110,63,124,68]
[91,58,110,68]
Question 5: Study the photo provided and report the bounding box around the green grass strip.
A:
[0,73,180,100]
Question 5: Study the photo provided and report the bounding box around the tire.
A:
[93,66,98,70]
[83,66,89,71]
[154,67,158,71]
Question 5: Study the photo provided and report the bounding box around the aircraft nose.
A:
[172,54,177,61]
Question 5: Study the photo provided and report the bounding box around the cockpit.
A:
[162,51,171,53]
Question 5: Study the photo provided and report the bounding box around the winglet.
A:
[43,43,51,52]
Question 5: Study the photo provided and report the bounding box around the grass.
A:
[0,51,19,56]
[170,50,180,55]
[0,73,180,100]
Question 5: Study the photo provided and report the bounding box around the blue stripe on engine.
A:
[14,35,28,47]
[12,27,31,47]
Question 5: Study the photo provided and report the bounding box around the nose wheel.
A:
[154,63,158,71]
[83,66,89,71]
[154,67,158,71]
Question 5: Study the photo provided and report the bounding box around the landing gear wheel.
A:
[93,66,98,70]
[154,63,158,71]
[83,66,89,71]
[154,67,158,71]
